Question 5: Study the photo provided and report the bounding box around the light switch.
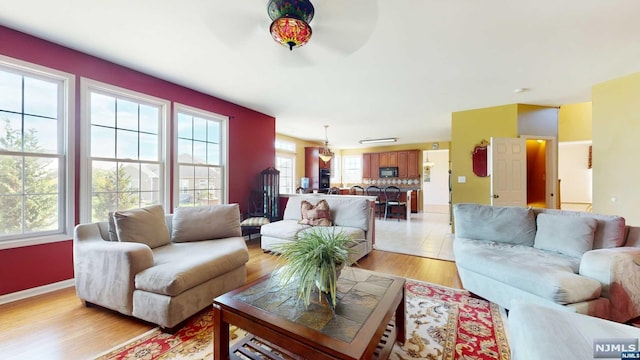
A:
[458,176,466,183]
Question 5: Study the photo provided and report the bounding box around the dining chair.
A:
[383,186,407,221]
[350,185,365,196]
[365,185,386,219]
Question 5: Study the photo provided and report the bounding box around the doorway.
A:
[422,150,450,214]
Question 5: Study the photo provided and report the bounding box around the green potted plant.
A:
[273,227,356,307]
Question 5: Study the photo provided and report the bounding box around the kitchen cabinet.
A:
[379,152,389,167]
[397,151,408,178]
[388,152,398,167]
[363,153,371,178]
[371,153,380,179]
[305,147,331,190]
[408,150,419,178]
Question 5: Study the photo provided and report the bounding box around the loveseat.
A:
[260,194,376,263]
[453,203,640,322]
[73,204,249,332]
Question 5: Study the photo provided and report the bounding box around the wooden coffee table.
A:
[213,267,405,359]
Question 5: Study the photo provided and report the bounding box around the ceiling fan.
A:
[206,0,379,65]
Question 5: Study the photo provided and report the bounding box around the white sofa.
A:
[260,194,376,263]
[73,204,249,332]
[453,203,640,322]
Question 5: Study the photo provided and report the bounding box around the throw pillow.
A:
[113,205,170,249]
[299,200,332,226]
[453,203,537,246]
[533,213,597,258]
[172,204,242,242]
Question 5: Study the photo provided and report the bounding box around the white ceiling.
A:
[1,0,639,148]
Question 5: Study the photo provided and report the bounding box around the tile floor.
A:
[373,210,455,261]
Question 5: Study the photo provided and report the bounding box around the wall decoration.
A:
[423,165,431,182]
[472,139,489,177]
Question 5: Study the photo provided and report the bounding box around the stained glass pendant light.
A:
[267,0,314,51]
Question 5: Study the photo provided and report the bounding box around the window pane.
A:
[140,164,159,192]
[25,194,58,232]
[24,77,58,118]
[0,195,23,235]
[193,141,207,164]
[139,104,158,134]
[24,157,58,194]
[208,121,220,143]
[91,125,116,158]
[139,132,158,161]
[24,116,58,154]
[120,163,140,192]
[177,113,192,139]
[193,117,207,141]
[0,155,23,194]
[91,93,115,127]
[207,143,220,165]
[0,71,22,113]
[0,112,23,151]
[117,98,138,131]
[177,138,193,161]
[117,129,138,159]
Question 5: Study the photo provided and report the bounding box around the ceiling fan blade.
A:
[311,0,379,55]
[205,0,268,49]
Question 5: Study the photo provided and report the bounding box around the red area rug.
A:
[94,280,510,359]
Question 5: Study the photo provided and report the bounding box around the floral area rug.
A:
[94,280,510,360]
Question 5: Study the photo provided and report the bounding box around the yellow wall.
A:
[276,133,321,185]
[559,102,592,142]
[450,104,519,205]
[592,72,640,224]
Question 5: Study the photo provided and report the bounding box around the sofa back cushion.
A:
[113,205,170,248]
[533,213,597,258]
[284,195,370,231]
[171,204,242,242]
[533,208,626,249]
[453,203,536,246]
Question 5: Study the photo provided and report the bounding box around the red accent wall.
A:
[0,25,275,296]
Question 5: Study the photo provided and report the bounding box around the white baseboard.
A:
[0,279,75,305]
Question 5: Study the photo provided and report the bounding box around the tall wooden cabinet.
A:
[305,147,331,190]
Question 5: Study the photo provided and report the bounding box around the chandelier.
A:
[319,125,334,162]
[267,0,314,51]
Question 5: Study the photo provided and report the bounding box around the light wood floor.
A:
[0,239,461,359]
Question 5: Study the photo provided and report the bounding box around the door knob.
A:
[493,194,500,199]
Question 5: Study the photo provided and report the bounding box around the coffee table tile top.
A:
[232,267,397,343]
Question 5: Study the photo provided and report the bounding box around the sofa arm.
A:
[579,247,640,322]
[73,223,154,315]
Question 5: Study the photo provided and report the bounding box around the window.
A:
[342,155,362,185]
[330,154,341,185]
[276,154,295,194]
[81,79,169,223]
[175,104,228,207]
[0,56,74,246]
[275,139,296,194]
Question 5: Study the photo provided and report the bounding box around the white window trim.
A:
[173,103,229,206]
[79,78,171,223]
[0,55,75,250]
[276,152,296,194]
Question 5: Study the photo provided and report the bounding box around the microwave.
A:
[379,167,398,178]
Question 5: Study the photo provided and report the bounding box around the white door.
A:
[490,137,526,206]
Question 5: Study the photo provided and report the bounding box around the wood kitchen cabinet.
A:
[397,151,408,178]
[363,153,371,178]
[388,152,398,167]
[371,153,380,179]
[379,152,389,167]
[408,150,419,178]
[305,147,331,190]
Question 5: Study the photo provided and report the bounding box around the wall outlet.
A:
[458,176,466,183]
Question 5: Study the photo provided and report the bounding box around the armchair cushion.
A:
[113,205,170,249]
[172,204,242,242]
[534,214,597,258]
